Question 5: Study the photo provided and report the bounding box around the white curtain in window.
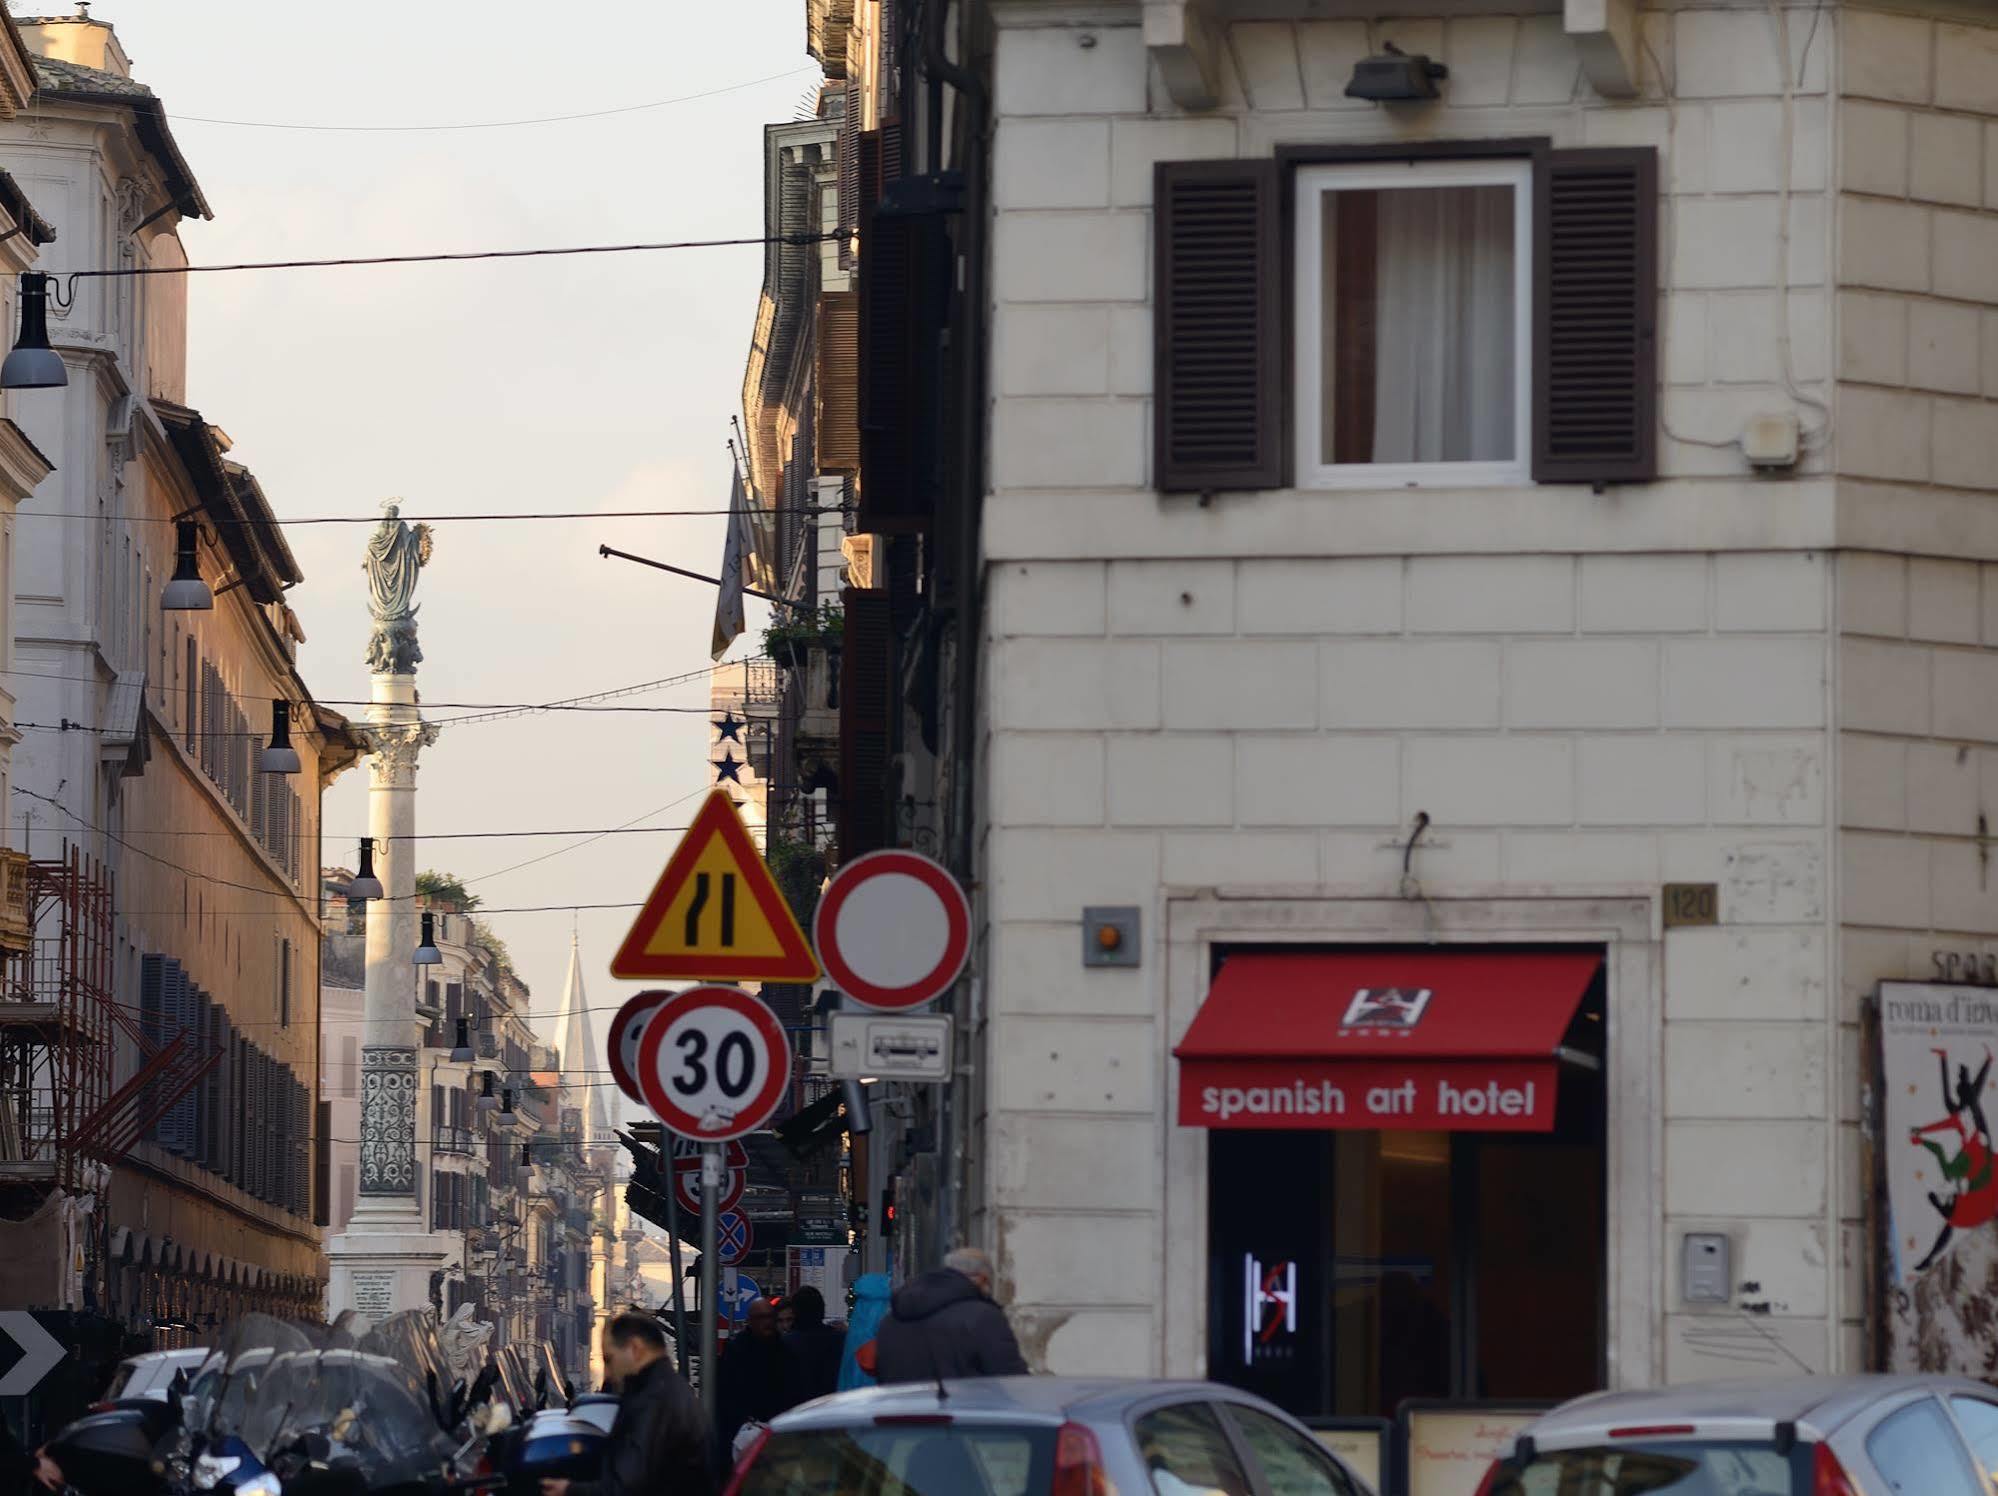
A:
[1371,185,1515,463]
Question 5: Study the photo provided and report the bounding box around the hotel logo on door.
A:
[1244,1254,1298,1364]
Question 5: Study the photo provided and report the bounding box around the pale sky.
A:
[42,2,809,1065]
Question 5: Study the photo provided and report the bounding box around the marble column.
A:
[325,504,450,1326]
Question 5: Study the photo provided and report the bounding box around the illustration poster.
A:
[1879,981,1998,1373]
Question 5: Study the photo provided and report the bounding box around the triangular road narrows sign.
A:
[610,789,821,983]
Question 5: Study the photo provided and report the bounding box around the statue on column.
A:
[364,500,434,675]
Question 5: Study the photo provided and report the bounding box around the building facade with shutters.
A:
[965,0,1998,1415]
[0,12,363,1359]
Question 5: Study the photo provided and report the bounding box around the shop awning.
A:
[1174,950,1600,1132]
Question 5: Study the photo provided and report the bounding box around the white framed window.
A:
[1293,157,1533,488]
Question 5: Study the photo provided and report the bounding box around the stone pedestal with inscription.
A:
[325,507,452,1326]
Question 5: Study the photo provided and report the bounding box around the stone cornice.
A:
[0,416,54,503]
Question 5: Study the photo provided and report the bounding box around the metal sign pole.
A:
[700,1143,722,1425]
[663,1157,691,1378]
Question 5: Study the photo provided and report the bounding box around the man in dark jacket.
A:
[874,1247,1029,1384]
[541,1312,713,1496]
[782,1286,845,1406]
[717,1298,793,1447]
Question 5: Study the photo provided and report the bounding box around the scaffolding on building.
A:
[0,847,219,1212]
[0,849,115,1204]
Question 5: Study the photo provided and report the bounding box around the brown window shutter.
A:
[1533,146,1659,484]
[817,291,861,472]
[858,128,883,220]
[836,103,859,270]
[857,208,937,533]
[880,120,904,188]
[1154,158,1283,492]
[837,587,893,859]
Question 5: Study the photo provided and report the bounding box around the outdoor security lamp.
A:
[450,1017,474,1063]
[161,521,214,611]
[413,911,442,966]
[476,1070,499,1114]
[1,273,66,389]
[348,838,384,900]
[1345,43,1448,101]
[842,1077,873,1136]
[259,698,301,775]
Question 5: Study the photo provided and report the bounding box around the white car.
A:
[1481,1374,1998,1495]
[98,1347,212,1405]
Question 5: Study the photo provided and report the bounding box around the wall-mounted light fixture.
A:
[1345,42,1448,102]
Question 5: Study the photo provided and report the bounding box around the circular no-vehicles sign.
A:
[607,990,673,1106]
[635,985,791,1141]
[814,850,971,1011]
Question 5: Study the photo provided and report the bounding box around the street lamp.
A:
[476,1071,499,1114]
[347,838,383,901]
[414,911,442,966]
[259,699,301,775]
[0,273,65,389]
[496,1088,519,1129]
[449,1018,474,1063]
[161,522,213,611]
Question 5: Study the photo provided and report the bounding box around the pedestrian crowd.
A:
[544,1245,1027,1496]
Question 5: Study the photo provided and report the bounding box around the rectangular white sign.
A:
[829,1012,953,1081]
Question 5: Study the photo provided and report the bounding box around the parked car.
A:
[725,1377,1375,1496]
[95,1347,211,1407]
[1478,1374,1998,1494]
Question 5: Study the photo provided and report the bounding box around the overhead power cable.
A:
[169,66,819,133]
[43,231,837,288]
[16,506,834,527]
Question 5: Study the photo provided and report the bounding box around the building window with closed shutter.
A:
[1294,159,1531,487]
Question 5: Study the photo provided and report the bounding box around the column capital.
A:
[361,720,440,787]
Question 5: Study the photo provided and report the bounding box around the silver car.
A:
[1487,1374,1998,1494]
[728,1377,1375,1496]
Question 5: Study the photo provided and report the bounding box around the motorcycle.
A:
[49,1313,496,1496]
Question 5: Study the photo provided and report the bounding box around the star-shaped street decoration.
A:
[713,752,744,783]
[713,712,744,743]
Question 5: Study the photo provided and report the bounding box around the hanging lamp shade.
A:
[347,838,383,901]
[496,1088,518,1129]
[476,1070,499,1114]
[449,1017,473,1064]
[161,521,213,611]
[259,698,301,775]
[413,911,442,966]
[519,1142,533,1166]
[1,273,66,389]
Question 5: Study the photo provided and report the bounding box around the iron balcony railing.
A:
[433,1124,476,1155]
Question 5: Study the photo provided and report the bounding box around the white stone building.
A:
[968,0,1998,1415]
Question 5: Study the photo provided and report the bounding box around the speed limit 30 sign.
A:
[634,985,792,1141]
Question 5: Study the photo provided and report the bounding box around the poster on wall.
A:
[1403,1407,1545,1496]
[1879,981,1998,1371]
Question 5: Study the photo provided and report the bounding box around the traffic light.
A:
[619,1127,669,1232]
[880,1181,897,1230]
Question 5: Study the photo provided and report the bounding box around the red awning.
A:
[1174,950,1600,1132]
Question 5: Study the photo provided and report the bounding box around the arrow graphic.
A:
[0,1310,64,1395]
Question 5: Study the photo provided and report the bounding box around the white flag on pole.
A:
[712,465,754,660]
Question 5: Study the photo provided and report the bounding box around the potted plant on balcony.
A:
[762,602,845,670]
[762,614,811,669]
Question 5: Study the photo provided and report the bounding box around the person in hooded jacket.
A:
[873,1247,1029,1384]
[781,1286,846,1406]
